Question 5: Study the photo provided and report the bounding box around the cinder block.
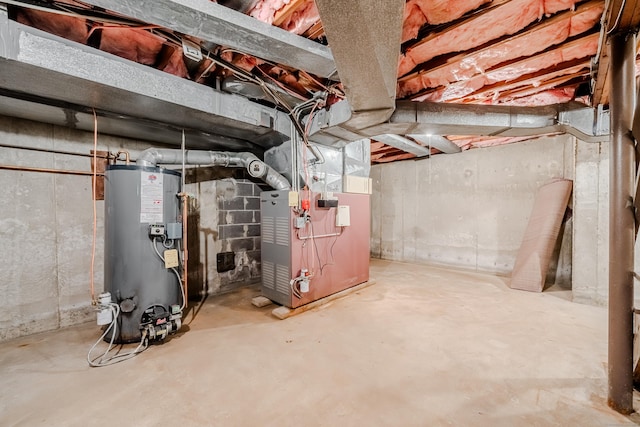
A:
[236,182,255,197]
[220,197,244,210]
[251,296,273,308]
[230,238,254,252]
[272,306,292,319]
[219,224,246,240]
[246,224,261,237]
[245,197,260,210]
[246,250,261,263]
[229,211,255,224]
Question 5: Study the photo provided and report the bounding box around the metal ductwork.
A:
[137,149,291,190]
[408,134,462,154]
[315,0,405,130]
[309,100,611,147]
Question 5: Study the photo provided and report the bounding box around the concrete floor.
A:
[1,259,638,426]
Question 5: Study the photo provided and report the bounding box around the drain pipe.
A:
[137,148,291,190]
[608,30,636,415]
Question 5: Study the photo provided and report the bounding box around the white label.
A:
[140,172,164,223]
[288,191,299,207]
[164,249,179,269]
[182,39,203,62]
[97,308,112,326]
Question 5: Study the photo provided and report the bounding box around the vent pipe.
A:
[137,148,291,190]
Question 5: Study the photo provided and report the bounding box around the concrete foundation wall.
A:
[0,115,265,341]
[571,139,640,306]
[572,140,609,305]
[371,135,574,281]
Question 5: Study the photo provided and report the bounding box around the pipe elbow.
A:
[137,148,161,167]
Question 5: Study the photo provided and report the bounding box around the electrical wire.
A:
[255,66,308,101]
[4,0,83,18]
[87,303,149,367]
[151,237,186,311]
[299,70,344,97]
[10,0,328,124]
[606,0,627,35]
[7,0,150,26]
[309,221,324,275]
[290,277,302,299]
[87,23,162,39]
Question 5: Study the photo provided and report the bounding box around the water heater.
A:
[104,165,183,343]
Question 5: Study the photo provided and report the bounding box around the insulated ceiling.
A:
[0,0,635,163]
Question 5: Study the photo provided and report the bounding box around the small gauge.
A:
[248,160,266,177]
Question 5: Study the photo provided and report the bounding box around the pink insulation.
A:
[413,33,596,102]
[510,179,573,292]
[399,2,602,99]
[451,135,537,150]
[160,48,189,78]
[249,0,289,24]
[280,0,320,35]
[494,87,577,106]
[401,0,490,42]
[543,0,580,14]
[15,9,89,44]
[220,51,264,72]
[99,28,164,65]
[249,0,319,35]
[398,0,584,77]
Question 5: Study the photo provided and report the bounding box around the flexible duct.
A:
[137,148,291,190]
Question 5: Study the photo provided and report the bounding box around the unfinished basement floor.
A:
[1,259,639,426]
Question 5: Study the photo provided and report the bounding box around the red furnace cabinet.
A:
[260,190,370,308]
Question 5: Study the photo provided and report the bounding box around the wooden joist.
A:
[592,0,640,106]
[273,0,308,26]
[410,32,598,102]
[399,0,603,81]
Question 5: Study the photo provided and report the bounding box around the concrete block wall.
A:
[0,115,267,341]
[217,179,263,291]
[371,134,574,282]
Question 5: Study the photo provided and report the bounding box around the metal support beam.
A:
[608,30,636,416]
[78,0,336,78]
[0,11,292,150]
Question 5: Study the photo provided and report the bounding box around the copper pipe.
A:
[0,164,104,176]
[115,150,131,165]
[180,193,189,308]
[0,143,111,159]
[608,31,636,415]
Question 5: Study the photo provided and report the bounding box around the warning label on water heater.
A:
[140,172,164,223]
